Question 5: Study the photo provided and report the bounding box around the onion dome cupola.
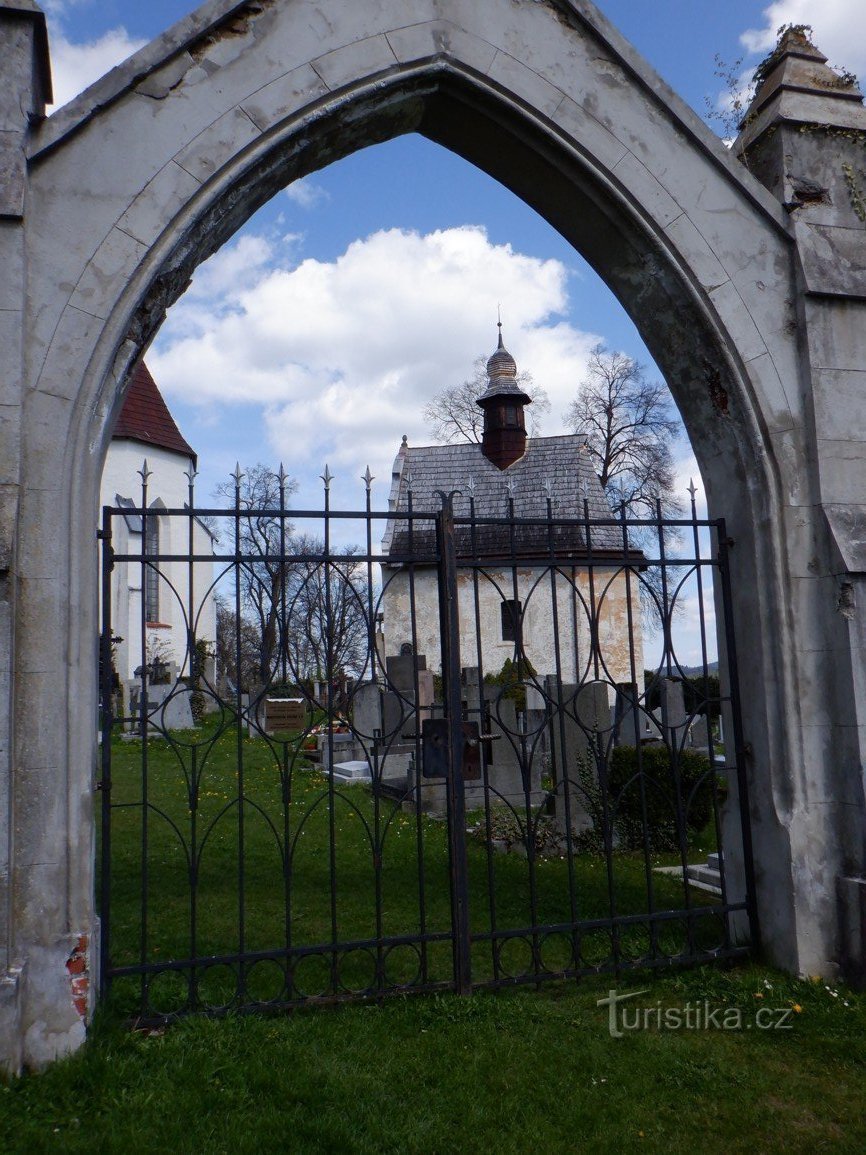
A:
[476,322,531,470]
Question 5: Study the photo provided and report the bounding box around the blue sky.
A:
[45,0,866,522]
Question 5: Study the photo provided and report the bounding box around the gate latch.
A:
[421,719,482,781]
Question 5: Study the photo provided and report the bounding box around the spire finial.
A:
[497,305,504,348]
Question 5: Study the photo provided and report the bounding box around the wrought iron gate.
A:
[98,468,756,1022]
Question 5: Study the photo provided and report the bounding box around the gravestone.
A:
[660,677,688,748]
[546,677,611,836]
[689,715,709,749]
[263,698,306,734]
[127,681,195,731]
[351,681,383,741]
[328,760,372,785]
[611,683,662,747]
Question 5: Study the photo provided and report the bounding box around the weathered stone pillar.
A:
[736,29,866,983]
[0,2,80,1074]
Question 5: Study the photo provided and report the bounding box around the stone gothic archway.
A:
[2,0,865,1070]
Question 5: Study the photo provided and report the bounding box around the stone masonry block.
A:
[0,134,24,217]
[663,213,728,292]
[486,51,565,120]
[813,369,866,445]
[69,228,147,321]
[707,279,768,364]
[0,409,21,487]
[611,150,681,228]
[817,441,866,509]
[32,307,103,407]
[240,64,329,133]
[173,105,263,185]
[385,21,497,76]
[806,298,866,371]
[742,352,797,436]
[0,221,23,310]
[0,309,22,403]
[311,35,398,92]
[21,390,73,478]
[552,95,629,174]
[769,427,813,508]
[116,161,203,247]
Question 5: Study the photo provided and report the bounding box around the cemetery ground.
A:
[2,723,865,1151]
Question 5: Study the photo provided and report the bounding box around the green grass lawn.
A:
[2,966,865,1153]
[100,719,735,1019]
[2,721,863,1151]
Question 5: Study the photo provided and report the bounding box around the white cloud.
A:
[149,225,603,505]
[45,10,146,110]
[284,179,330,210]
[740,1,866,78]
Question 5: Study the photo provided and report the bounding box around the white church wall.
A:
[381,563,643,694]
[100,442,216,687]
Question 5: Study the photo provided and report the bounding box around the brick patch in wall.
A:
[66,935,89,1018]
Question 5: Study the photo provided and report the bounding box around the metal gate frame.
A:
[98,472,757,1022]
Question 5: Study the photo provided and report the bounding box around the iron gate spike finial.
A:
[321,464,333,490]
[363,465,374,492]
[506,477,517,498]
[405,469,414,492]
[277,463,288,489]
[138,458,152,484]
[542,477,553,500]
[687,477,698,500]
[184,466,197,486]
[232,462,244,486]
[467,475,475,496]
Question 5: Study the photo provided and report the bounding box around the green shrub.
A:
[606,744,714,852]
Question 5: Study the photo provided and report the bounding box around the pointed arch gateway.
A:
[6,0,865,1069]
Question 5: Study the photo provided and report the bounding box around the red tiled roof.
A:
[113,362,196,462]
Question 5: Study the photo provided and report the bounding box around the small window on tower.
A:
[505,404,517,424]
[501,599,521,642]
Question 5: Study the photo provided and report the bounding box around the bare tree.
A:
[565,346,684,630]
[564,345,682,520]
[423,356,550,444]
[282,537,371,683]
[214,463,298,685]
[214,466,371,688]
[214,596,262,694]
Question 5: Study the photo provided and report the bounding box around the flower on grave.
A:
[792,1004,803,1013]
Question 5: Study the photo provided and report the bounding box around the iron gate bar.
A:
[716,522,761,950]
[467,490,501,980]
[543,492,581,973]
[98,504,114,997]
[654,496,696,960]
[406,486,433,988]
[689,499,732,950]
[436,492,473,995]
[619,504,660,956]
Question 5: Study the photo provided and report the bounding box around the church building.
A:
[100,362,217,692]
[381,328,644,692]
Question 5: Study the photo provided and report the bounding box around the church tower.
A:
[476,324,531,470]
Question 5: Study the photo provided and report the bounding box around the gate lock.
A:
[421,719,482,781]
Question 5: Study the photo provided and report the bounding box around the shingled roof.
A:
[383,435,638,561]
[113,362,196,462]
